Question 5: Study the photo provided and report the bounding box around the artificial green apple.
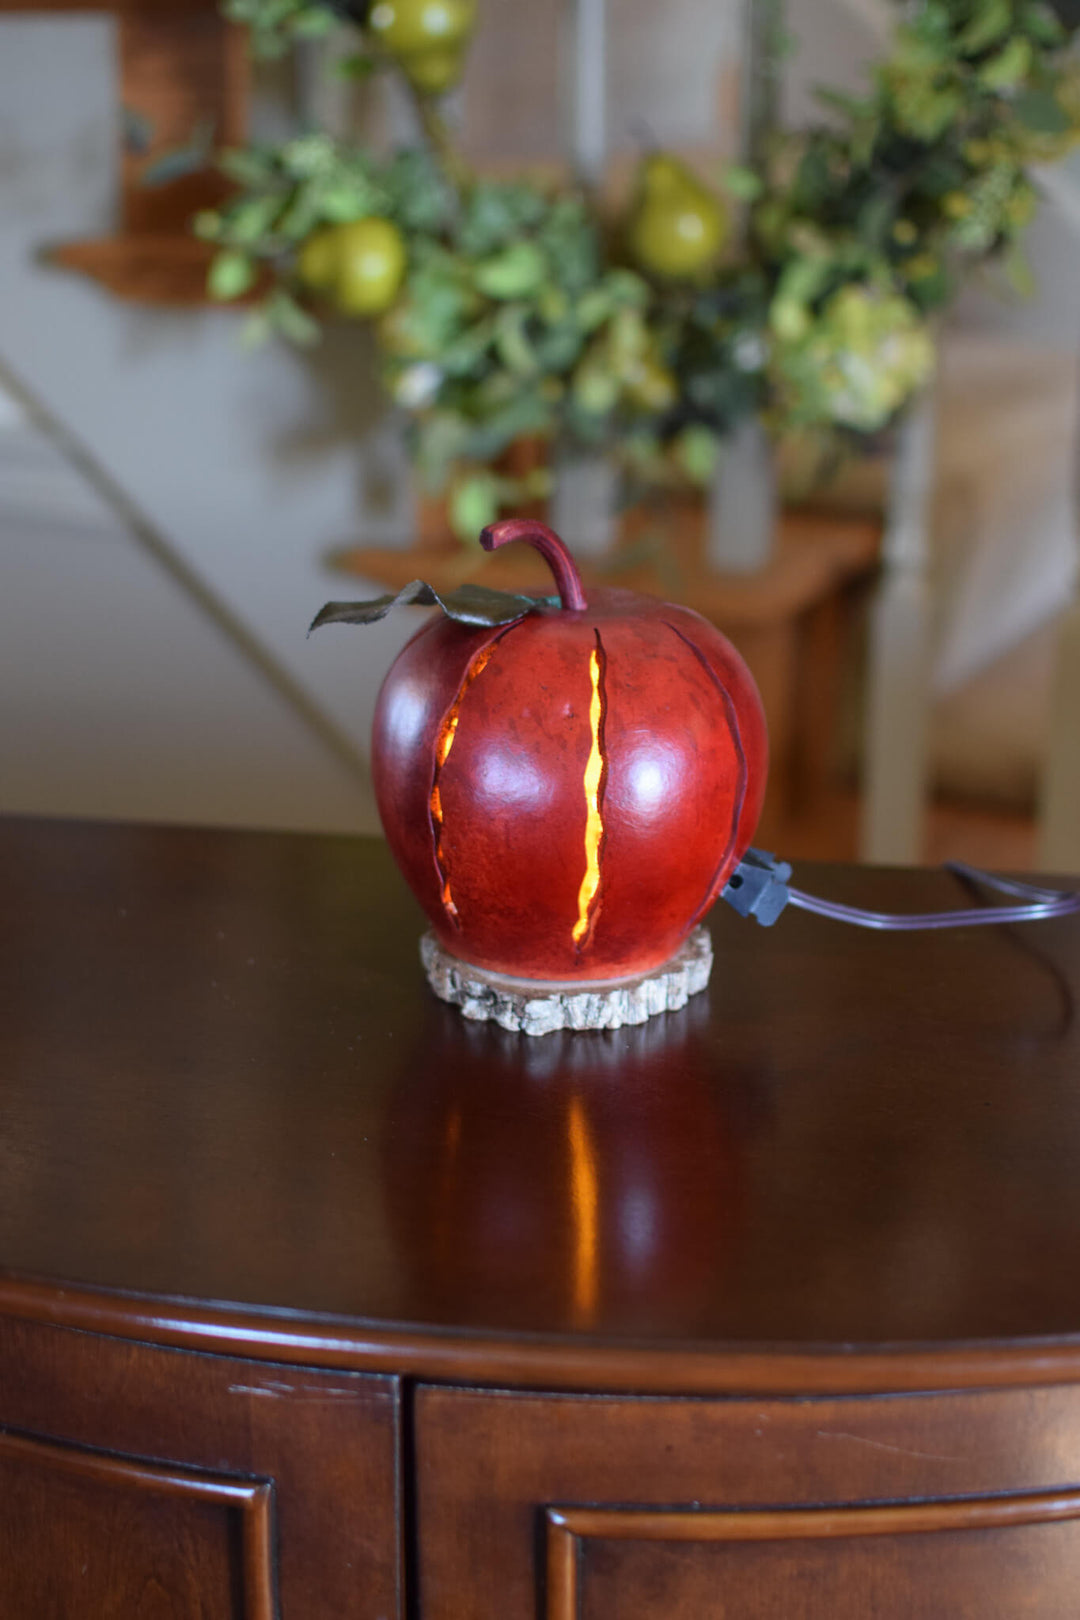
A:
[298,217,408,317]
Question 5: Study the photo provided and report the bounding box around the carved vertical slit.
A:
[572,629,608,952]
[429,639,500,925]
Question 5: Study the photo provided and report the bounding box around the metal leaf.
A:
[308,579,558,634]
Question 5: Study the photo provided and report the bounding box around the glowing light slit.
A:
[429,642,497,923]
[572,633,608,949]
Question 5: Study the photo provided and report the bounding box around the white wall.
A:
[0,15,414,834]
[0,398,371,831]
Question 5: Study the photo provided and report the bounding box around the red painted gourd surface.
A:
[372,520,768,982]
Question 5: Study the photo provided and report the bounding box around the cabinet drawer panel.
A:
[0,1427,273,1619]
[551,1497,1080,1620]
[0,1316,400,1620]
[416,1384,1080,1620]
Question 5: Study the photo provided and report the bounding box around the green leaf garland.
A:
[206,0,1080,512]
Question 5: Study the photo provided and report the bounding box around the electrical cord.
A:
[723,849,1080,930]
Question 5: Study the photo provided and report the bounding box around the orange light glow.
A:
[435,713,459,768]
[568,1095,598,1325]
[572,645,606,947]
[430,643,497,922]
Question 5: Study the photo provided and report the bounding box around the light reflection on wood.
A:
[568,1095,599,1327]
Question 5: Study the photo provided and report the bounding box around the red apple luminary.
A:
[317,520,767,985]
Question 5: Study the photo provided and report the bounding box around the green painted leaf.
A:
[1020,2,1066,45]
[276,189,324,241]
[266,290,321,346]
[979,34,1034,87]
[605,269,651,310]
[957,0,1014,55]
[224,193,284,245]
[319,182,382,221]
[724,164,765,201]
[290,6,336,35]
[457,391,555,460]
[208,249,255,302]
[493,305,539,375]
[449,474,499,541]
[218,148,278,189]
[1014,85,1072,132]
[192,210,222,242]
[239,308,273,349]
[336,52,380,78]
[457,181,548,257]
[673,424,719,485]
[474,240,547,300]
[575,287,613,331]
[309,580,559,634]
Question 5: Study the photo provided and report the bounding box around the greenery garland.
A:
[198,0,1080,537]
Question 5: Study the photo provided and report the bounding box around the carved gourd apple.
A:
[316,519,767,983]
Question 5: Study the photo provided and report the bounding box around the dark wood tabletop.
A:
[2,814,1080,1385]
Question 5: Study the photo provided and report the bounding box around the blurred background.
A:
[1,0,1078,873]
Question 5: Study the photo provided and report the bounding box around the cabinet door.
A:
[0,1315,400,1619]
[416,1383,1080,1619]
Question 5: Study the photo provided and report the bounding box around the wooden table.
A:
[3,816,1080,1616]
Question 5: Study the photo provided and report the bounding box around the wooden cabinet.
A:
[2,817,1080,1615]
[416,1385,1080,1618]
[0,1316,399,1619]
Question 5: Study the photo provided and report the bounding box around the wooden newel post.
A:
[1039,584,1080,872]
[860,389,936,864]
[706,0,784,576]
[551,0,619,557]
[570,0,606,189]
[1039,383,1080,872]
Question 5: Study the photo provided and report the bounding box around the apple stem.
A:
[479,519,588,612]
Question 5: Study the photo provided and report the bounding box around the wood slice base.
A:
[419,929,713,1037]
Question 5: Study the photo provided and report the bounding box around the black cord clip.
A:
[721,848,792,926]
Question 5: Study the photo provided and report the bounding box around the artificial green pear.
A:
[367,0,476,94]
[628,154,727,280]
[402,45,467,93]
